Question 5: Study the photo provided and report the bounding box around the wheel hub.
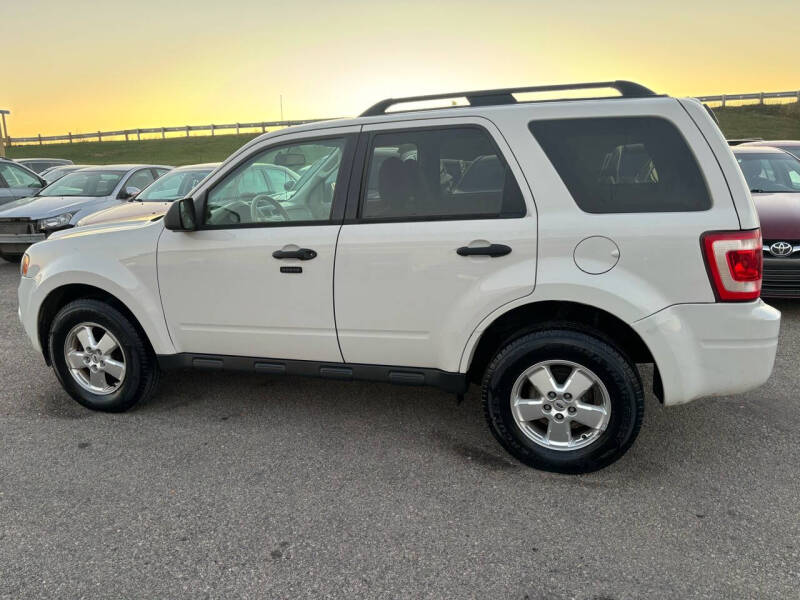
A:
[64,323,126,395]
[509,360,611,451]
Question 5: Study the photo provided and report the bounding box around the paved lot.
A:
[1,260,799,599]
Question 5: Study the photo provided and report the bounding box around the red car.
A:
[733,146,800,297]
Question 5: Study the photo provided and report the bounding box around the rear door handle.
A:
[456,244,512,257]
[272,248,317,260]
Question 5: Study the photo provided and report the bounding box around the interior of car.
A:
[205,141,344,226]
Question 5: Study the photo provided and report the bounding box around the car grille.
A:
[0,220,36,235]
[762,261,800,297]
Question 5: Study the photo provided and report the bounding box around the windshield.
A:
[737,154,800,193]
[39,170,125,197]
[137,168,214,201]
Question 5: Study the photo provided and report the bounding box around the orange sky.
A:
[3,0,798,137]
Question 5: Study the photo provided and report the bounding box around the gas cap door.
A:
[573,236,620,274]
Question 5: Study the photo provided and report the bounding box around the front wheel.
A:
[48,299,159,412]
[482,329,644,474]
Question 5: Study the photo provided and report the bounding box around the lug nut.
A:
[564,393,572,400]
[547,391,557,399]
[554,414,564,421]
[568,406,576,414]
[543,404,552,412]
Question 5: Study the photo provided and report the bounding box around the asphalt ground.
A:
[1,260,798,599]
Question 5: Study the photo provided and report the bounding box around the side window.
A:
[205,137,347,226]
[125,169,156,193]
[529,117,711,213]
[360,127,525,221]
[0,163,40,188]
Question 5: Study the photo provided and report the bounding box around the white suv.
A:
[17,81,781,473]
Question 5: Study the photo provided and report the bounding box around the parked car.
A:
[77,163,219,227]
[740,140,800,160]
[17,81,780,473]
[0,158,46,206]
[0,164,170,261]
[14,158,73,173]
[733,146,800,297]
[40,164,95,184]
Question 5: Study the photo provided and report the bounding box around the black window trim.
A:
[528,115,713,215]
[195,133,357,231]
[343,123,528,224]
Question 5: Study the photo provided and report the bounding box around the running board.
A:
[157,353,468,394]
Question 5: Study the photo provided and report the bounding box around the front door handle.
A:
[272,248,317,260]
[456,243,512,257]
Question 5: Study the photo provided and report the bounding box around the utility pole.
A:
[0,110,9,158]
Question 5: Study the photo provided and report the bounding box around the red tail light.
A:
[701,229,762,301]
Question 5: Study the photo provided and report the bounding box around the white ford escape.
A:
[17,81,781,473]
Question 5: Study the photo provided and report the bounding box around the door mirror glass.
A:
[164,197,197,231]
[122,186,141,199]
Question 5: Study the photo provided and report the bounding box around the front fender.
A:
[21,221,174,356]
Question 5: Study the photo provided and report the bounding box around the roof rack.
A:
[360,80,658,117]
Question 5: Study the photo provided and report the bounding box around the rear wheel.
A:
[482,329,643,473]
[49,299,159,412]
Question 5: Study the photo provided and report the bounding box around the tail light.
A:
[701,229,762,301]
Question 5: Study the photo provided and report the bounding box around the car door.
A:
[0,162,44,201]
[157,127,357,361]
[334,118,538,373]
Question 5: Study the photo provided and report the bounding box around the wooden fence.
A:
[5,88,800,146]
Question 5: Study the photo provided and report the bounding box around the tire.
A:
[482,329,644,474]
[0,254,22,263]
[48,299,159,412]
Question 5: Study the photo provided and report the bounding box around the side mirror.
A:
[284,179,296,191]
[164,197,198,231]
[121,186,141,200]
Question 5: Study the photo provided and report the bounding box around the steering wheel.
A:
[250,193,290,223]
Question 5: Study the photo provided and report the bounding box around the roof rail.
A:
[360,80,658,117]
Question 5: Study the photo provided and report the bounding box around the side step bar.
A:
[157,353,468,394]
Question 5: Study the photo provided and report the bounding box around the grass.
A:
[5,133,261,166]
[714,101,800,140]
[5,102,800,166]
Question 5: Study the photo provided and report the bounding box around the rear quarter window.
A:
[529,116,711,213]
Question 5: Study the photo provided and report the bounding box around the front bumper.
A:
[633,300,780,406]
[761,257,800,298]
[0,216,46,257]
[18,274,40,352]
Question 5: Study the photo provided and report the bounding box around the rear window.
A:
[529,117,711,213]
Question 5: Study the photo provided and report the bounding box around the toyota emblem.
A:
[769,241,793,257]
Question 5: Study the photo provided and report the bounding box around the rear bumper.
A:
[633,300,780,406]
[761,257,800,298]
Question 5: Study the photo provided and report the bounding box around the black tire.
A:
[48,299,159,412]
[0,253,22,263]
[482,329,644,474]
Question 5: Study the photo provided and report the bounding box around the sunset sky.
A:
[4,0,798,137]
